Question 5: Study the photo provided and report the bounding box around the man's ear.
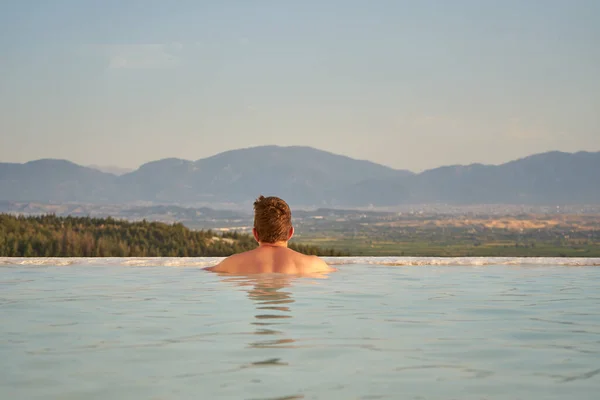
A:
[287,226,294,241]
[252,228,260,243]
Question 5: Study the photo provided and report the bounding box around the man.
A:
[205,195,334,275]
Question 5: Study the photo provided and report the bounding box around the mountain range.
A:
[1,146,598,206]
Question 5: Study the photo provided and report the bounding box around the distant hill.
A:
[117,146,411,205]
[354,150,600,205]
[1,147,598,206]
[402,151,600,205]
[0,159,118,203]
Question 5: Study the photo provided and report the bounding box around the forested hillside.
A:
[0,214,345,257]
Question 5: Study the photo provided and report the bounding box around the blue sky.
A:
[1,0,599,171]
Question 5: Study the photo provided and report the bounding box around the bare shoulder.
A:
[205,252,246,272]
[301,254,335,272]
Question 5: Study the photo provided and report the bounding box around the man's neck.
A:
[258,241,288,248]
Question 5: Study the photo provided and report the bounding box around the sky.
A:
[1,0,599,172]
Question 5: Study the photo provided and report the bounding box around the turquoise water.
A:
[1,259,599,399]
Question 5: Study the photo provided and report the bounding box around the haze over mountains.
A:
[1,146,598,206]
[87,165,134,176]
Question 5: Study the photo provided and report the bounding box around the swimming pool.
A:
[1,258,599,399]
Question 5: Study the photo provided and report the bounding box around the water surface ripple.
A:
[1,260,599,399]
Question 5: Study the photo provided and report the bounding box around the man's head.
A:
[253,195,293,244]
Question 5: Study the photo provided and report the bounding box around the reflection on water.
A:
[219,273,329,351]
[241,275,295,350]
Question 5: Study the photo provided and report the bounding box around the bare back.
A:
[206,246,333,275]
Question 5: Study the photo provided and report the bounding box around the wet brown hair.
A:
[253,195,292,243]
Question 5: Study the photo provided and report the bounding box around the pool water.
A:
[1,259,599,399]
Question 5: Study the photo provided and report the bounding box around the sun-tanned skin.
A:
[205,227,335,275]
